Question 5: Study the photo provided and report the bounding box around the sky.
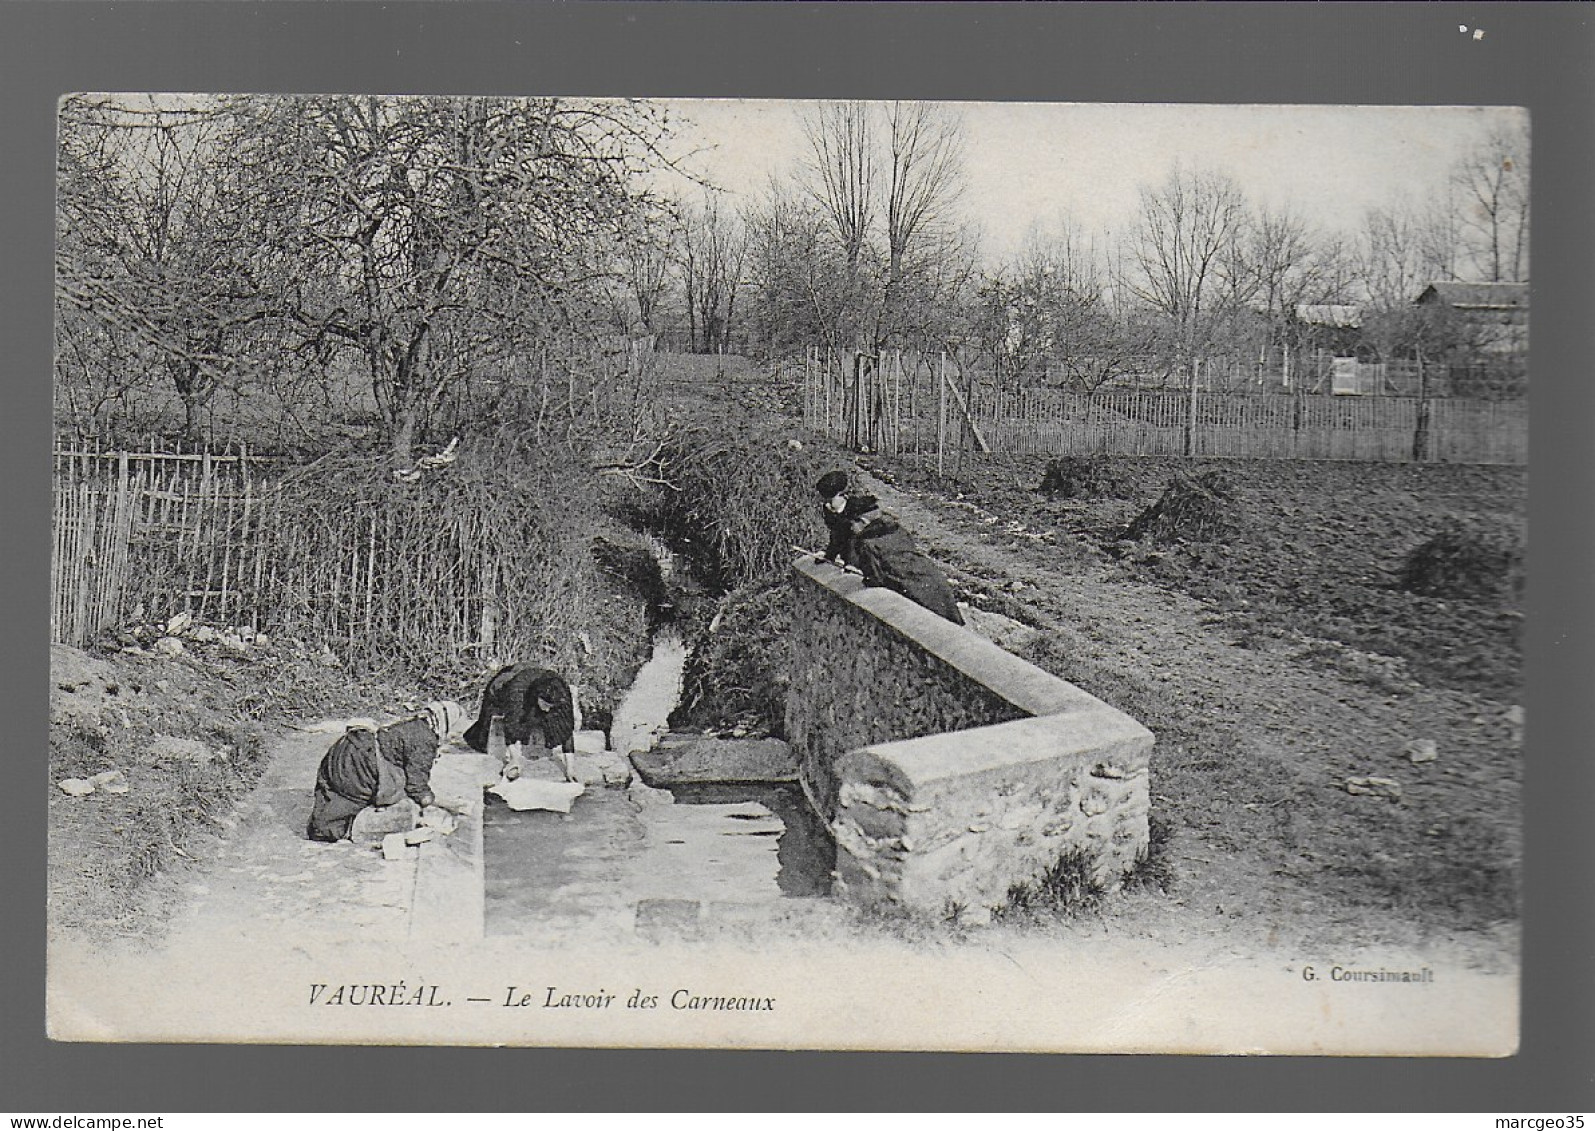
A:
[657,100,1527,264]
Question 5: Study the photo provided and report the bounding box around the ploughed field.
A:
[886,455,1524,702]
[863,453,1525,953]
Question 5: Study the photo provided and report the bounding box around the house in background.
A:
[1414,281,1530,355]
[1414,281,1529,398]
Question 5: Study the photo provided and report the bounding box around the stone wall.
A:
[786,557,1153,919]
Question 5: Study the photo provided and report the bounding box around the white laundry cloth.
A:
[489,776,586,813]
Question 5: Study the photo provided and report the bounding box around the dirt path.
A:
[859,468,1520,971]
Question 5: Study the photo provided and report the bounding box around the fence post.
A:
[937,351,947,477]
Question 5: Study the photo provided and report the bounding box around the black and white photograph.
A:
[44,90,1531,1055]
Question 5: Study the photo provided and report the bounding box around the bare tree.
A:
[1452,118,1531,282]
[1232,204,1358,384]
[227,94,674,461]
[56,95,281,442]
[878,102,967,347]
[1356,198,1461,366]
[741,182,850,358]
[801,101,874,271]
[783,100,970,353]
[1128,165,1251,377]
[676,190,749,353]
[619,212,676,338]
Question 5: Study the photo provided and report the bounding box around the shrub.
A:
[670,579,794,736]
[998,850,1109,918]
[1398,517,1524,602]
[1039,456,1135,500]
[644,422,826,593]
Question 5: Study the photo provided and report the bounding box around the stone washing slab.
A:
[408,749,498,944]
[630,735,798,787]
[790,556,1155,920]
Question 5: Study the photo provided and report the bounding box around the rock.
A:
[627,779,675,808]
[253,633,270,648]
[631,735,798,787]
[165,610,193,635]
[153,637,185,658]
[961,606,1042,652]
[380,833,412,861]
[351,799,420,843]
[1403,739,1439,764]
[573,729,608,755]
[1346,777,1403,802]
[221,634,249,653]
[58,778,95,797]
[149,734,215,765]
[187,624,218,644]
[419,806,458,835]
[88,769,126,788]
[403,826,437,845]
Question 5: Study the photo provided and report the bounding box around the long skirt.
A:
[853,519,964,625]
[306,728,407,842]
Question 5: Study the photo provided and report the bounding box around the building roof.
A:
[1295,304,1361,328]
[1414,281,1530,311]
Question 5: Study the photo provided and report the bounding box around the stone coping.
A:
[792,556,1130,723]
[843,708,1153,796]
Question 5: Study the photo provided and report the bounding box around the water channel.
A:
[480,625,836,940]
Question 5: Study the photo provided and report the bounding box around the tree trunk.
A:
[391,408,418,465]
[1411,348,1431,463]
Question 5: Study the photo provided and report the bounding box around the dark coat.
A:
[820,494,964,625]
[306,716,440,842]
[463,664,576,754]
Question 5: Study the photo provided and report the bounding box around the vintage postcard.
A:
[47,95,1524,1055]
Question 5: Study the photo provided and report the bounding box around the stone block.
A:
[351,799,419,844]
[630,735,798,787]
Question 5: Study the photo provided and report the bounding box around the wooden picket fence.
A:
[799,351,1528,466]
[51,442,276,647]
[49,441,596,679]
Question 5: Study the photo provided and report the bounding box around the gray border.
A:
[5,0,1591,1112]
